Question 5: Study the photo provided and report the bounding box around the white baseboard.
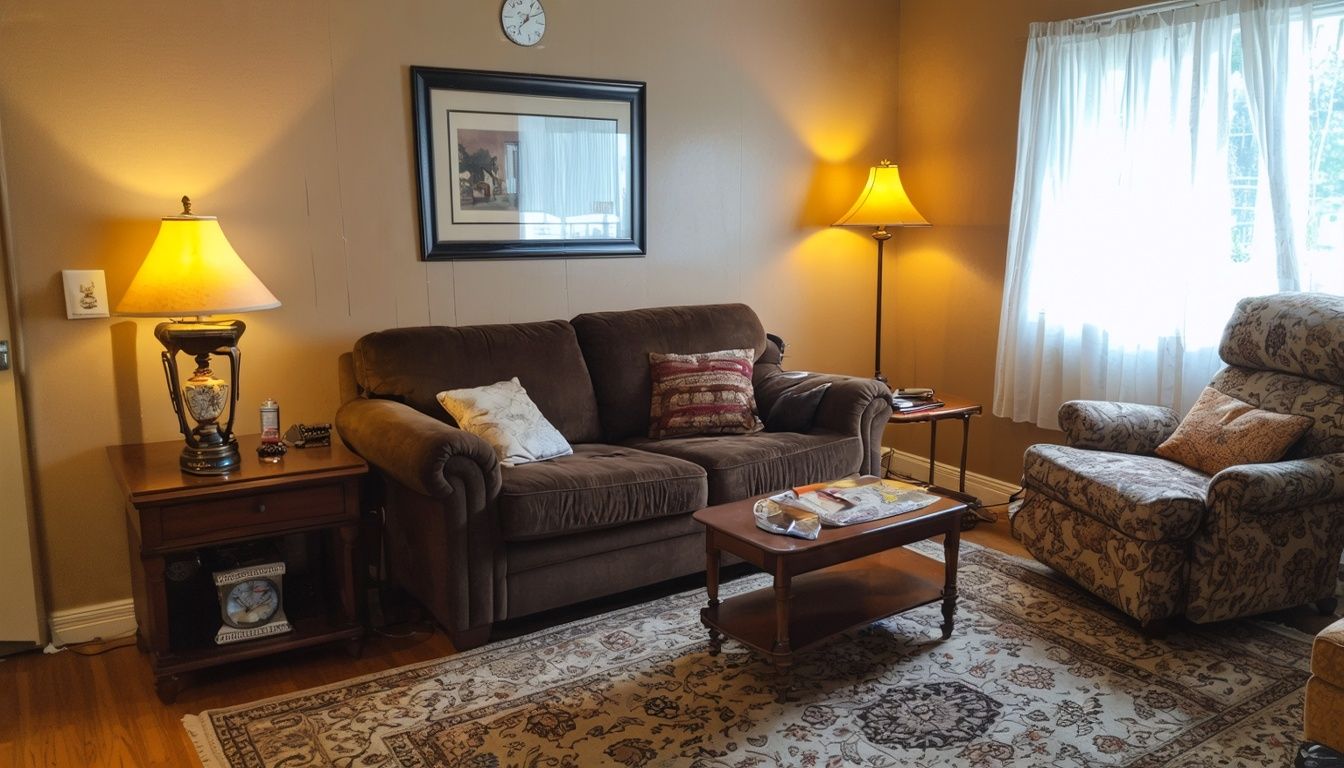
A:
[882,447,1020,505]
[49,598,138,647]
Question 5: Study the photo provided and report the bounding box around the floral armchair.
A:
[1011,293,1344,628]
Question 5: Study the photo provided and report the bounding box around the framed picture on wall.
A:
[61,269,110,319]
[410,66,646,260]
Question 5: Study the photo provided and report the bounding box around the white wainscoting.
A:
[48,598,137,647]
[882,447,1021,506]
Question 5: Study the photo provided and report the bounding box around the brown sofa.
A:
[336,303,891,649]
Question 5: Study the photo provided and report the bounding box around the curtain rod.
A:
[1075,0,1207,23]
[1074,0,1343,23]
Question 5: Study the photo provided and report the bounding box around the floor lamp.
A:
[833,161,929,385]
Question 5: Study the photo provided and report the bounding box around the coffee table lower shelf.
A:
[700,546,947,664]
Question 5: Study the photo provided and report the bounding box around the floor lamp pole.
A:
[873,226,892,385]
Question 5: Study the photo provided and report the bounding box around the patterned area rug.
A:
[185,542,1317,767]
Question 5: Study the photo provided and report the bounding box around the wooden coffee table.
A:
[693,484,965,693]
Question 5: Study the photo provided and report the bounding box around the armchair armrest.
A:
[335,398,502,502]
[1057,400,1180,454]
[1207,453,1344,518]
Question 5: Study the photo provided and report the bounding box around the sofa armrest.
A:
[754,366,892,475]
[1057,400,1180,454]
[810,375,892,435]
[335,398,502,501]
[1207,453,1344,518]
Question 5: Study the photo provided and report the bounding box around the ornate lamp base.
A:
[180,434,241,475]
[155,320,246,476]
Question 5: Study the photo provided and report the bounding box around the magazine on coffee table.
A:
[774,476,940,527]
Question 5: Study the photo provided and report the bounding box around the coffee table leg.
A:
[941,516,960,639]
[705,545,722,655]
[773,563,794,702]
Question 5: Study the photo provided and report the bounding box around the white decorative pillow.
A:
[436,378,573,467]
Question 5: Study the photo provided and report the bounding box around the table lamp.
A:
[833,160,930,384]
[116,197,280,475]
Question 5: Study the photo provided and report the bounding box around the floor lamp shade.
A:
[116,197,280,475]
[834,162,929,228]
[833,161,929,385]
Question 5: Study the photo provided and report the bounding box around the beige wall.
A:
[0,1,902,612]
[886,0,1137,482]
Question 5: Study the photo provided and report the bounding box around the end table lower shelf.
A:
[153,615,363,678]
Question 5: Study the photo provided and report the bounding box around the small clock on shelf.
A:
[501,0,545,46]
[213,562,292,645]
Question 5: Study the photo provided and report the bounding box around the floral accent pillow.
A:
[648,348,763,439]
[437,377,573,467]
[1154,386,1312,475]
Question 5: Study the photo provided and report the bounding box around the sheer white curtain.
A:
[995,0,1344,429]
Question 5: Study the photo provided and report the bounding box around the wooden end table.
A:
[107,434,368,702]
[693,485,965,699]
[887,395,988,525]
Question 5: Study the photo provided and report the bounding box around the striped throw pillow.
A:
[648,348,763,439]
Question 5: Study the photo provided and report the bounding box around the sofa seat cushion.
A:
[496,444,707,541]
[1024,444,1209,541]
[506,513,704,575]
[624,431,861,504]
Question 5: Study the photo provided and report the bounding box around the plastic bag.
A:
[752,496,821,540]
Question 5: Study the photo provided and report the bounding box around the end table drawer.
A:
[156,484,349,547]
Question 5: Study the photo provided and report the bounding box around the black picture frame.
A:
[410,66,647,260]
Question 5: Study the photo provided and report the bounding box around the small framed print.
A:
[62,269,109,319]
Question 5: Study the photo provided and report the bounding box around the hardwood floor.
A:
[0,511,1329,767]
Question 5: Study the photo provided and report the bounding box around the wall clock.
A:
[501,0,545,47]
[212,561,292,644]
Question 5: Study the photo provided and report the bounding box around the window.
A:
[995,0,1344,428]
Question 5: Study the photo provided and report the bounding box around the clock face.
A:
[223,578,280,628]
[501,0,545,47]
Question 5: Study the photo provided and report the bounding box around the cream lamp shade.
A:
[116,202,280,318]
[833,161,930,228]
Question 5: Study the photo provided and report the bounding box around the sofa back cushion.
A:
[572,304,767,441]
[352,320,603,444]
[1214,292,1344,458]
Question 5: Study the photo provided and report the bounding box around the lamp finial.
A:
[878,159,893,168]
[180,196,192,215]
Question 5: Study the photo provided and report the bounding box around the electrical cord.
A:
[62,632,139,656]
